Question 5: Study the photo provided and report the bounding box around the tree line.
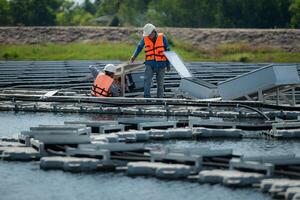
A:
[0,0,299,28]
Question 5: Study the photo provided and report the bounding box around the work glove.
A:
[166,61,171,72]
[166,65,171,72]
[130,56,136,63]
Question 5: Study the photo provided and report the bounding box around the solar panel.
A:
[164,51,192,78]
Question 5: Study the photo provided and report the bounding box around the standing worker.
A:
[89,64,121,97]
[130,23,170,98]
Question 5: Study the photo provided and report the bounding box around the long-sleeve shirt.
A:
[132,34,170,68]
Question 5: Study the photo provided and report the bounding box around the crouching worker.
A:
[89,64,121,97]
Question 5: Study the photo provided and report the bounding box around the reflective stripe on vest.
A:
[144,33,167,61]
[91,73,114,97]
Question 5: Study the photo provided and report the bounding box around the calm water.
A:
[0,161,272,200]
[2,111,299,200]
[0,112,116,137]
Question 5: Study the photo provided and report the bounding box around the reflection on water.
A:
[1,111,298,200]
[0,111,117,137]
[148,139,300,157]
[0,112,170,137]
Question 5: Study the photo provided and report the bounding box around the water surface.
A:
[2,111,297,200]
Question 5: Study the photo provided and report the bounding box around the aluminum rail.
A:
[0,93,263,106]
[0,93,294,120]
[0,93,297,109]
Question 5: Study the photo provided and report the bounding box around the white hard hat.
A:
[143,23,156,36]
[103,64,116,73]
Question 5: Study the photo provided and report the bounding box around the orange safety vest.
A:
[144,33,167,61]
[91,73,114,97]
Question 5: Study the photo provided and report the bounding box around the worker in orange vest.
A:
[90,64,120,97]
[130,23,170,98]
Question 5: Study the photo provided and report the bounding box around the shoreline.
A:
[0,26,299,52]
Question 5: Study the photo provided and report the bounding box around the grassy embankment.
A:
[0,41,299,62]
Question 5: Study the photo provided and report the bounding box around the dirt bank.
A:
[0,27,299,52]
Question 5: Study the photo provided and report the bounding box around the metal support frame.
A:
[271,121,300,137]
[229,158,274,176]
[137,121,177,130]
[292,87,296,106]
[249,85,300,106]
[114,63,144,97]
[99,124,125,134]
[188,118,236,129]
[120,67,125,96]
[276,87,280,106]
[258,89,264,102]
[150,151,203,172]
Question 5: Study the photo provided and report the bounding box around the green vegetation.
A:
[1,42,299,63]
[0,0,300,28]
[290,0,300,28]
[0,43,137,61]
